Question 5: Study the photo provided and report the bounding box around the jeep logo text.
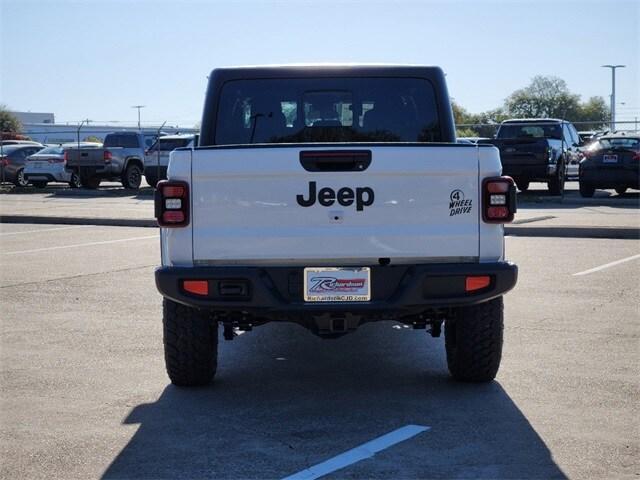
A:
[296,181,374,211]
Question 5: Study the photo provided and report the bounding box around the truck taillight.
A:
[482,176,516,223]
[103,150,112,163]
[155,180,189,227]
[63,151,69,162]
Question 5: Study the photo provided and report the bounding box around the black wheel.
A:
[32,181,48,189]
[82,176,101,189]
[516,180,529,192]
[445,297,503,382]
[579,182,595,198]
[122,163,142,190]
[163,299,218,387]
[615,187,627,196]
[145,172,158,188]
[14,169,28,187]
[69,172,81,189]
[547,161,565,196]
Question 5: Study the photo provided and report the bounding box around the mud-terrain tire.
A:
[145,172,158,188]
[579,182,595,198]
[163,299,218,387]
[81,175,101,189]
[547,161,565,196]
[121,163,142,190]
[445,297,503,382]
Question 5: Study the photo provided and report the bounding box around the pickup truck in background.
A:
[481,119,583,194]
[154,65,518,387]
[65,131,146,189]
[144,133,198,187]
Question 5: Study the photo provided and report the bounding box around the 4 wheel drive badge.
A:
[449,189,472,216]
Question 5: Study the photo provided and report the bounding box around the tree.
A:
[83,135,103,143]
[505,76,580,119]
[452,101,508,138]
[452,101,479,137]
[0,105,22,137]
[573,96,610,131]
[454,76,610,138]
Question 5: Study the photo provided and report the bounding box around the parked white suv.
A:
[144,134,197,187]
[154,65,518,387]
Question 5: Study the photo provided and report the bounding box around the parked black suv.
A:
[483,119,583,195]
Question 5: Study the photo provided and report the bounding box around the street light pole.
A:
[601,65,625,131]
[131,105,146,130]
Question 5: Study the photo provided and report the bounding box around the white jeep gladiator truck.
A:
[154,65,518,386]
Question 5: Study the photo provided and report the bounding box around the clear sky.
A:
[1,0,638,128]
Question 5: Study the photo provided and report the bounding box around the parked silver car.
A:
[24,143,102,188]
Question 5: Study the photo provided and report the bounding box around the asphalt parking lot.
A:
[0,222,638,479]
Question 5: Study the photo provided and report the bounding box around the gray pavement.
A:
[1,224,638,479]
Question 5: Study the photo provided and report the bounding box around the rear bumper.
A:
[24,171,69,182]
[155,262,518,319]
[502,163,551,180]
[580,168,639,189]
[67,164,118,179]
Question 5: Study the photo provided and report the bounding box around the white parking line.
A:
[1,235,157,255]
[281,424,430,480]
[573,253,640,276]
[0,225,93,236]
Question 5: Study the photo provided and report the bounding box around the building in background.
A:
[10,111,55,124]
[9,111,197,148]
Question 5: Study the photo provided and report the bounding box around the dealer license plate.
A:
[603,155,618,163]
[304,267,371,302]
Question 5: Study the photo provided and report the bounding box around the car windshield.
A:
[214,77,442,145]
[34,146,65,155]
[595,138,640,151]
[497,123,562,140]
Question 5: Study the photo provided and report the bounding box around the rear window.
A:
[104,134,140,148]
[214,77,441,145]
[595,137,640,151]
[498,123,562,140]
[147,137,192,153]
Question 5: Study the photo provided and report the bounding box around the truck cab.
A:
[65,131,146,189]
[154,65,518,386]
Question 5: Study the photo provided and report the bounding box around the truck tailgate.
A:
[66,149,106,166]
[190,145,480,264]
[492,138,547,165]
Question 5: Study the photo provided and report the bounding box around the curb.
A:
[2,214,639,239]
[0,215,157,228]
[505,225,639,240]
